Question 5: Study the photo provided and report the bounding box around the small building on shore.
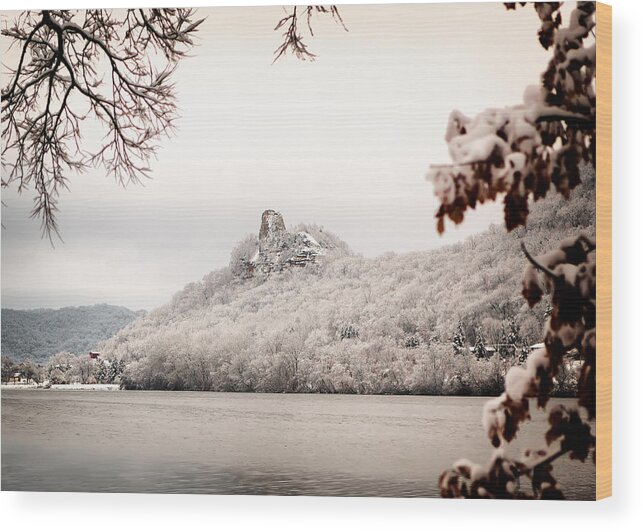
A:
[7,371,31,384]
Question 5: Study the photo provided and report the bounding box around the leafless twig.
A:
[273,5,347,63]
[1,9,204,240]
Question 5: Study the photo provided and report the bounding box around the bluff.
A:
[242,210,327,275]
[99,173,595,394]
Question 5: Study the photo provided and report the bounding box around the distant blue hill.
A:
[1,304,142,363]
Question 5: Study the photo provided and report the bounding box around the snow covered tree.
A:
[404,334,421,349]
[229,234,260,278]
[1,356,16,383]
[45,351,75,383]
[338,323,359,340]
[498,317,520,359]
[94,360,108,384]
[19,360,42,383]
[106,358,125,383]
[473,327,489,360]
[452,322,466,355]
[76,356,96,384]
[1,9,204,238]
[437,2,597,500]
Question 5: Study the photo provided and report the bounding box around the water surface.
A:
[1,390,595,498]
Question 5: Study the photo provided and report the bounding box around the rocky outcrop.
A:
[259,209,286,240]
[248,210,325,274]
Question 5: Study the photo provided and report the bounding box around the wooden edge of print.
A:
[596,1,612,501]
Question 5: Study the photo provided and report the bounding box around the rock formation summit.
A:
[249,210,325,274]
[259,209,287,240]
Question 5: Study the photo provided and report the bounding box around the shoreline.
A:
[1,384,579,399]
[1,383,120,391]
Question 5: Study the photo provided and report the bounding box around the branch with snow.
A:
[435,2,598,499]
[439,234,596,499]
[427,2,596,234]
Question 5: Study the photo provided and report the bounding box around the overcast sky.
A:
[1,3,560,311]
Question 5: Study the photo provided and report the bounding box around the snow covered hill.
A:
[100,172,595,394]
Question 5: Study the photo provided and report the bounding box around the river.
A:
[1,390,595,498]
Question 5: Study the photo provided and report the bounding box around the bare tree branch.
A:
[273,5,347,63]
[1,8,204,240]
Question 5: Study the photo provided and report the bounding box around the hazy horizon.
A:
[1,4,562,311]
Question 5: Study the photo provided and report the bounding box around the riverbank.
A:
[1,383,120,391]
[1,382,581,398]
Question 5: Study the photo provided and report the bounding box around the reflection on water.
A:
[2,449,434,497]
[1,391,595,499]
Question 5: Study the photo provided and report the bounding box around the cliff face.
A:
[258,210,286,240]
[249,210,324,274]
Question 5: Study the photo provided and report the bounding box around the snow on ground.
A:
[50,383,120,391]
[1,383,120,391]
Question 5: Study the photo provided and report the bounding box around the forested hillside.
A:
[102,170,595,394]
[1,304,141,363]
